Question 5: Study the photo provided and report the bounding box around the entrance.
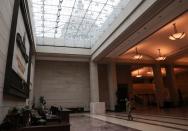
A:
[115,84,128,112]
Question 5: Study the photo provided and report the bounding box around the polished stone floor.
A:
[70,115,139,131]
[133,106,188,117]
[70,107,188,131]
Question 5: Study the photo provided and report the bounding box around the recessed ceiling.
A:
[120,11,188,64]
[31,0,130,48]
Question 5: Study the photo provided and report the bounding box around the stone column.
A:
[90,61,99,102]
[108,63,117,111]
[165,64,179,105]
[152,64,165,107]
[90,61,105,114]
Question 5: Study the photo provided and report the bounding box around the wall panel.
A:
[34,61,90,111]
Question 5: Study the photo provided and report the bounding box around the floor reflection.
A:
[70,115,139,131]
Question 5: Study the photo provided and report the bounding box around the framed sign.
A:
[4,0,35,99]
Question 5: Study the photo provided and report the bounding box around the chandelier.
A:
[133,47,143,60]
[169,23,185,40]
[136,69,142,78]
[155,49,166,61]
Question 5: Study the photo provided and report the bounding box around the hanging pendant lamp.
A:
[155,49,166,61]
[133,47,143,60]
[169,23,185,40]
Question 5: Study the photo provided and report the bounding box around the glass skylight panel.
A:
[98,13,108,22]
[103,5,114,15]
[62,0,75,8]
[95,20,103,27]
[35,26,43,32]
[45,0,59,6]
[69,16,83,24]
[69,24,79,31]
[31,0,131,48]
[93,0,107,4]
[72,8,86,18]
[35,31,43,35]
[108,0,121,6]
[44,21,56,26]
[55,33,62,38]
[44,32,55,37]
[81,19,93,28]
[32,5,42,13]
[59,16,70,23]
[44,6,58,14]
[61,7,72,16]
[43,26,54,32]
[88,2,104,12]
[75,0,90,10]
[85,11,99,20]
[32,0,42,4]
[44,14,57,21]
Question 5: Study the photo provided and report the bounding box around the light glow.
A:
[155,56,166,61]
[136,74,142,78]
[133,54,143,60]
[169,32,186,40]
[136,70,142,78]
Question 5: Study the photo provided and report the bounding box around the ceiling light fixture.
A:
[133,47,143,60]
[169,23,186,40]
[156,49,166,61]
[136,69,142,78]
[147,71,153,75]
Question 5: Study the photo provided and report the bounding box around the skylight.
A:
[31,0,130,48]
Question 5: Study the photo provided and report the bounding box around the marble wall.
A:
[0,0,35,123]
[34,60,90,111]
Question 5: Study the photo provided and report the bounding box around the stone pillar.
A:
[90,61,105,114]
[165,64,179,105]
[108,63,117,111]
[90,61,99,102]
[152,64,165,107]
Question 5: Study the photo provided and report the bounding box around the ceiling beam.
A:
[166,46,188,62]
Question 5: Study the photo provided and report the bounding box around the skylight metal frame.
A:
[31,0,130,48]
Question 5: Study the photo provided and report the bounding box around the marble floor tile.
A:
[70,115,139,131]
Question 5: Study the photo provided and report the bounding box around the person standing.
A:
[126,98,134,121]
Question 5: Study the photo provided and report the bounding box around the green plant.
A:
[0,106,32,130]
